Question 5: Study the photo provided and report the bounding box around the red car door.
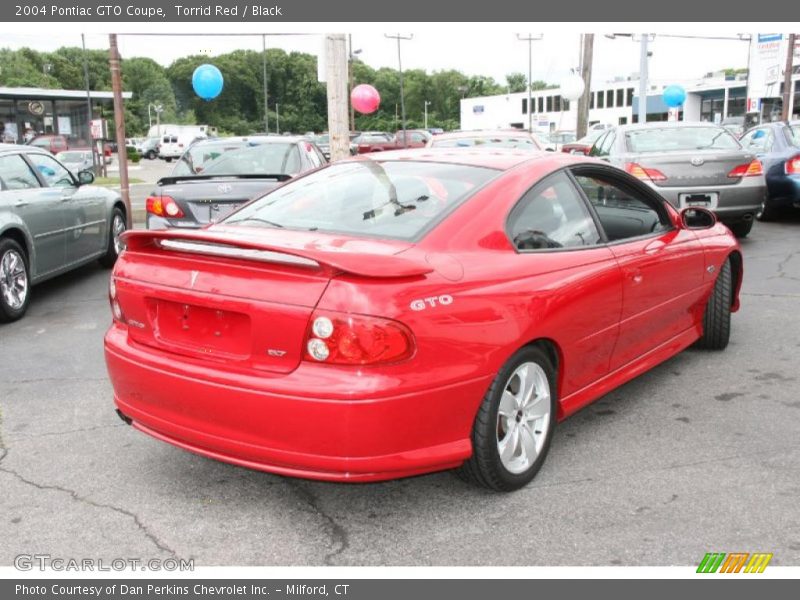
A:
[573,168,706,370]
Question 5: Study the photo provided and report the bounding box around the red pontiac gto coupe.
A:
[105,148,743,491]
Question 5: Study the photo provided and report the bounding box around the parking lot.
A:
[1,216,799,567]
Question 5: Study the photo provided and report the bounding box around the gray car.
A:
[56,149,95,174]
[590,122,766,237]
[0,144,127,322]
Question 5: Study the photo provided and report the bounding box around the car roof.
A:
[342,147,573,170]
[616,122,727,133]
[433,130,535,140]
[0,144,50,156]
[190,135,305,146]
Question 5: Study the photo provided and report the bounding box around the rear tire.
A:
[729,220,753,238]
[164,157,172,163]
[756,197,779,222]
[99,208,127,268]
[457,346,557,491]
[696,258,732,350]
[0,238,31,323]
[146,150,156,160]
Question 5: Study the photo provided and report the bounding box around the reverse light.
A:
[786,155,800,175]
[145,195,185,218]
[303,311,415,365]
[728,160,763,178]
[109,276,124,323]
[625,162,667,182]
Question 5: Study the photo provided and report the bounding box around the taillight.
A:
[625,162,667,182]
[786,155,800,175]
[145,195,185,218]
[303,311,415,365]
[728,160,763,178]
[109,276,125,323]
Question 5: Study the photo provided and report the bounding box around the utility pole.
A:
[325,34,350,161]
[81,34,98,175]
[638,34,650,124]
[424,100,431,129]
[385,33,413,147]
[276,103,280,134]
[517,33,543,133]
[576,34,594,139]
[268,33,269,133]
[782,33,796,121]
[108,34,131,228]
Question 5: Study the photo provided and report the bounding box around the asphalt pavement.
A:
[1,217,799,567]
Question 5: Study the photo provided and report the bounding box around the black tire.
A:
[729,220,753,238]
[696,258,732,350]
[756,197,779,222]
[99,208,127,268]
[146,150,156,160]
[164,157,172,163]
[457,345,557,491]
[0,237,31,323]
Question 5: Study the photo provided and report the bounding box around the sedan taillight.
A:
[728,160,763,178]
[625,162,667,182]
[146,195,185,218]
[303,310,415,366]
[786,155,800,175]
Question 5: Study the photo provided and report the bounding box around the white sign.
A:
[90,119,105,140]
[57,116,71,135]
[747,33,795,101]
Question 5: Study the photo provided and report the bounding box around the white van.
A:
[158,133,205,162]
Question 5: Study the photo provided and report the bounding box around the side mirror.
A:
[680,207,716,230]
[77,169,95,186]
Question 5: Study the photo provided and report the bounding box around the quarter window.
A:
[0,154,41,190]
[508,171,601,251]
[574,173,668,241]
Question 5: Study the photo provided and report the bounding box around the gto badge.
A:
[690,157,705,167]
[410,295,453,311]
[267,349,287,357]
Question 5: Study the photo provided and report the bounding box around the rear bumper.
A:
[650,180,765,224]
[104,324,488,482]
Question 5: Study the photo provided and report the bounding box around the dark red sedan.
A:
[105,149,743,491]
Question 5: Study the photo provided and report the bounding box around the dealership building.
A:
[459,71,800,134]
[0,87,132,144]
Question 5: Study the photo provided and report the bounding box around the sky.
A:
[1,29,754,89]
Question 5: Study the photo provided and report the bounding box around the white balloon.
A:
[560,74,586,101]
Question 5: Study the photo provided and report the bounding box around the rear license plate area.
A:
[679,192,718,209]
[209,203,241,222]
[150,299,251,358]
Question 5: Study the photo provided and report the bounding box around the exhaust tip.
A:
[115,409,132,426]
[742,213,755,222]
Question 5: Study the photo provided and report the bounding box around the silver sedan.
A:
[0,144,127,322]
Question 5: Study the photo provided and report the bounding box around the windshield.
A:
[173,141,301,176]
[223,160,498,240]
[625,127,741,153]
[431,136,538,150]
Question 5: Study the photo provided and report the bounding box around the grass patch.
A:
[95,177,145,185]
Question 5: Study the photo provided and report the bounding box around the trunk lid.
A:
[626,149,757,187]
[112,227,426,374]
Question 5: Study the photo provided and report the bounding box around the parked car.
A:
[547,131,577,151]
[145,135,327,230]
[158,133,204,162]
[56,149,95,174]
[426,130,544,151]
[427,127,445,135]
[27,134,68,154]
[394,129,432,148]
[561,129,605,155]
[351,131,397,153]
[137,137,161,160]
[105,147,742,491]
[589,122,765,237]
[721,116,746,138]
[313,133,358,160]
[0,144,127,322]
[739,122,800,220]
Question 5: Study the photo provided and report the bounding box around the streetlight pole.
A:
[80,34,97,174]
[276,103,280,134]
[517,34,543,133]
[424,100,431,129]
[262,34,269,134]
[385,33,413,148]
[638,34,650,125]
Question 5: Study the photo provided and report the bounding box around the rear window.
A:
[173,142,301,176]
[625,127,741,153]
[431,136,538,150]
[223,160,498,240]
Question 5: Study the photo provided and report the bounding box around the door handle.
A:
[630,269,643,284]
[60,194,73,202]
[14,200,29,208]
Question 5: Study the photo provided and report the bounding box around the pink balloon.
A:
[351,84,380,114]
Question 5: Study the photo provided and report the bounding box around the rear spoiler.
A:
[156,174,292,186]
[120,230,433,279]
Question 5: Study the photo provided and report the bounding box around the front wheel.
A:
[146,150,156,160]
[457,346,557,491]
[696,258,732,350]
[0,238,31,323]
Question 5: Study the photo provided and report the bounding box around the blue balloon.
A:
[192,64,224,101]
[663,85,687,108]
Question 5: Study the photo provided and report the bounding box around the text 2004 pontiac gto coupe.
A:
[105,148,742,491]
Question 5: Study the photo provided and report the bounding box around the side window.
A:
[26,153,75,188]
[574,172,669,242]
[742,128,772,152]
[589,132,608,157]
[0,154,42,191]
[508,171,601,251]
[598,130,616,156]
[304,143,324,168]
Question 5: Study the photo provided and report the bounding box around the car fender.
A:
[0,218,36,275]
